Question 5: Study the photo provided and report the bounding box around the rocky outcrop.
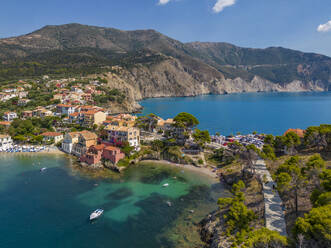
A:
[200,210,232,248]
[95,59,327,113]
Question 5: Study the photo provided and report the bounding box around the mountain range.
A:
[0,23,331,110]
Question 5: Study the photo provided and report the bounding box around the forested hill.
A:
[0,23,330,92]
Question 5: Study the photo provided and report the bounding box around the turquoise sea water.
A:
[139,92,331,135]
[0,154,225,248]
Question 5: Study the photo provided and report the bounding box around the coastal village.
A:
[0,75,330,248]
[0,75,269,169]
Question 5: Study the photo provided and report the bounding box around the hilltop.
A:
[0,23,331,103]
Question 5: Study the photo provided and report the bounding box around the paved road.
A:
[254,159,287,236]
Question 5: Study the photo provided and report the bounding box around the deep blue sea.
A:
[0,154,225,248]
[139,92,331,135]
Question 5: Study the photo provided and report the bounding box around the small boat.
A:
[166,201,172,207]
[40,167,47,172]
[90,209,104,220]
[162,183,169,187]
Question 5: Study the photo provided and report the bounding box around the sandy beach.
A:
[141,159,219,181]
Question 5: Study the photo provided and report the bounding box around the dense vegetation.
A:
[218,181,287,248]
[256,125,331,248]
[1,23,330,87]
[8,117,60,144]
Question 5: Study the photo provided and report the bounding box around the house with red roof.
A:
[80,144,124,165]
[41,132,63,144]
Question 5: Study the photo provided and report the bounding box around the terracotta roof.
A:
[0,121,11,126]
[41,132,63,137]
[80,105,94,109]
[67,132,81,138]
[57,104,74,108]
[104,146,121,151]
[80,131,98,140]
[284,129,305,138]
[0,134,10,139]
[82,110,104,115]
[69,112,79,117]
[105,125,138,132]
[93,144,106,150]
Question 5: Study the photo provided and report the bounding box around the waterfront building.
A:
[61,132,81,154]
[80,144,105,165]
[104,125,140,150]
[41,132,64,144]
[102,146,125,164]
[80,144,125,165]
[72,131,98,157]
[0,135,13,150]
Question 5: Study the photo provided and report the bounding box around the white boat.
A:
[90,209,104,220]
[162,183,169,187]
[40,167,47,172]
[166,201,172,207]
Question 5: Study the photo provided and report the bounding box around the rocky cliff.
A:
[0,23,330,108]
[94,55,326,112]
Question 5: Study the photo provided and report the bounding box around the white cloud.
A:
[317,20,331,32]
[158,0,171,5]
[213,0,236,13]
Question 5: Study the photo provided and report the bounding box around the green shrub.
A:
[293,204,331,246]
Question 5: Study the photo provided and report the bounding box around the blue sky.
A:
[1,0,331,56]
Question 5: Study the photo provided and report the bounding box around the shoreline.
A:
[141,159,219,182]
[0,148,65,156]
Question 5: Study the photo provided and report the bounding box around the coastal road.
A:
[254,159,287,236]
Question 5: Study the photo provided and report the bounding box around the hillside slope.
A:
[0,23,330,98]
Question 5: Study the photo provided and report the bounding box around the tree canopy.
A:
[173,112,199,129]
[192,129,211,147]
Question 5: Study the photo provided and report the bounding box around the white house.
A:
[56,104,76,116]
[61,132,81,154]
[2,88,16,93]
[41,132,63,144]
[0,135,13,150]
[3,112,18,122]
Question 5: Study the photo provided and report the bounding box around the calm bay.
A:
[139,92,331,135]
[0,154,226,248]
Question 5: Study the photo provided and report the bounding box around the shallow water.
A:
[139,92,331,135]
[0,154,226,248]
